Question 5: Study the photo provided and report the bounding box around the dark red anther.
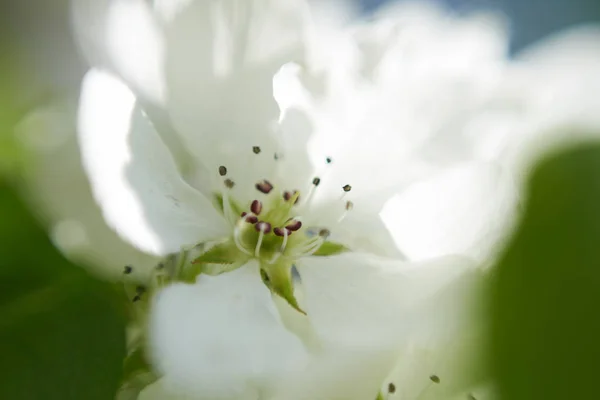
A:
[285,220,302,231]
[274,227,291,237]
[255,221,272,234]
[244,215,258,224]
[241,212,247,218]
[283,191,291,201]
[250,200,263,215]
[255,180,274,194]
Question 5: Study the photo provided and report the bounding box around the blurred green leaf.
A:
[0,181,126,399]
[491,142,600,400]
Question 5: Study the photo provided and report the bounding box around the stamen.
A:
[222,187,236,225]
[274,227,291,237]
[342,184,352,192]
[318,228,331,238]
[388,383,396,394]
[224,179,235,189]
[326,156,332,164]
[250,200,263,215]
[254,222,271,257]
[285,220,302,231]
[429,375,440,384]
[123,265,133,274]
[337,201,354,223]
[303,177,321,207]
[291,236,324,257]
[218,165,227,176]
[268,228,289,264]
[256,180,274,194]
[233,222,253,256]
[255,221,272,234]
[283,190,299,203]
[253,146,261,154]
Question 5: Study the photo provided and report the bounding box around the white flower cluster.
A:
[39,0,599,399]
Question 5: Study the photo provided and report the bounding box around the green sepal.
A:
[312,241,349,256]
[192,241,240,264]
[261,261,306,315]
[182,240,248,282]
[117,344,157,400]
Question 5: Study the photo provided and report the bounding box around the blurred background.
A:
[1,0,599,399]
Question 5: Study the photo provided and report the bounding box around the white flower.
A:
[72,0,519,399]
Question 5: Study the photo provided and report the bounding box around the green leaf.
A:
[0,182,126,399]
[490,142,600,400]
[312,241,349,256]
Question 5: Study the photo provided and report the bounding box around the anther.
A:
[326,157,332,164]
[132,295,141,302]
[429,375,440,384]
[224,179,235,189]
[283,191,291,201]
[255,221,272,234]
[312,177,321,186]
[245,215,258,224]
[274,227,291,237]
[123,265,133,274]
[256,180,274,194]
[318,228,331,238]
[285,220,302,231]
[342,184,352,192]
[388,383,396,394]
[135,286,146,295]
[345,201,354,211]
[252,146,261,154]
[218,166,227,176]
[250,200,263,215]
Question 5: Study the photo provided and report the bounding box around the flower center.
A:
[231,183,327,265]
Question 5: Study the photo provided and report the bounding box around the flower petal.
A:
[380,162,518,263]
[270,347,399,400]
[162,0,308,201]
[78,69,228,255]
[18,101,161,279]
[148,263,308,399]
[71,0,165,102]
[296,252,475,347]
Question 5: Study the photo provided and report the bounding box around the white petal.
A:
[270,347,399,400]
[71,0,165,102]
[18,101,161,280]
[380,162,518,263]
[296,253,475,347]
[382,271,489,399]
[78,69,228,255]
[162,0,308,201]
[149,263,308,399]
